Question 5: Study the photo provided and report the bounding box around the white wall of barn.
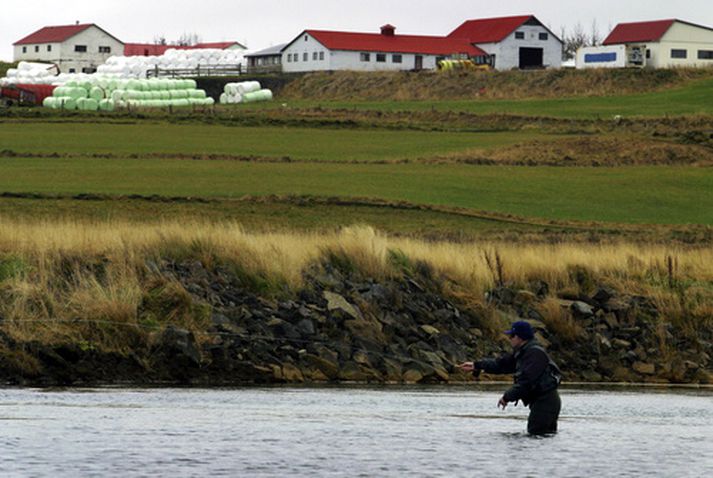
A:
[476,25,562,70]
[14,42,62,64]
[58,27,123,73]
[281,33,443,72]
[649,22,713,68]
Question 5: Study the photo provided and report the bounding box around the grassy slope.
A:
[257,76,713,119]
[0,122,543,161]
[1,157,711,225]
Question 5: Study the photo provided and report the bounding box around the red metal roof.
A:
[448,15,533,43]
[124,42,244,56]
[15,24,95,45]
[124,43,171,56]
[303,30,486,56]
[602,20,676,45]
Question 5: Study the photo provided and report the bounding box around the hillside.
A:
[279,67,713,101]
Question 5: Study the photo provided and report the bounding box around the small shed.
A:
[245,44,286,73]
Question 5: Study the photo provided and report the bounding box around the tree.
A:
[590,19,602,47]
[561,23,589,60]
[153,35,167,46]
[175,32,202,47]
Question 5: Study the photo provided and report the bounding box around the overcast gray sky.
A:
[2,0,712,61]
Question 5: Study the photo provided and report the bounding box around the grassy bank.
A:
[280,68,713,101]
[274,76,713,119]
[0,157,711,225]
[1,222,711,355]
[274,69,713,118]
[0,122,542,161]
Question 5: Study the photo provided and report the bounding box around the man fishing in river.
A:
[459,321,562,435]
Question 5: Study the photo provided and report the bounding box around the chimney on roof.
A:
[75,21,79,25]
[380,24,396,36]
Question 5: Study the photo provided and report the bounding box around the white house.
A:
[601,19,713,68]
[448,15,563,70]
[281,25,487,73]
[13,23,124,74]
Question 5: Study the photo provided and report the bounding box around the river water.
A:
[1,386,711,477]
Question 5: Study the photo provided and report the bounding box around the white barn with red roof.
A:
[448,15,563,70]
[600,19,713,68]
[13,23,124,74]
[281,24,487,73]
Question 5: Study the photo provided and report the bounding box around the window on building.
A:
[319,51,324,60]
[35,45,39,52]
[646,49,651,59]
[698,50,713,60]
[515,32,525,40]
[286,54,291,63]
[75,45,87,52]
[360,52,371,62]
[313,52,318,60]
[69,68,76,73]
[376,53,386,62]
[671,49,687,59]
[303,52,308,61]
[22,46,27,53]
[392,54,402,63]
[47,45,52,52]
[539,33,548,41]
[99,46,111,53]
[304,35,308,41]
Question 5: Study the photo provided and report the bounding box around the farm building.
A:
[281,25,487,73]
[448,15,563,70]
[13,23,124,74]
[245,44,286,74]
[596,19,713,68]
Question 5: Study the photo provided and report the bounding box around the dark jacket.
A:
[476,339,561,406]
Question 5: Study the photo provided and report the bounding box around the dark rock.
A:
[571,301,595,318]
[323,291,362,320]
[592,287,616,305]
[487,287,516,306]
[296,319,315,336]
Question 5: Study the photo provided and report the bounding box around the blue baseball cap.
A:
[504,321,534,340]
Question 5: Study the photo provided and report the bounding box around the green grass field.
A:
[254,77,713,119]
[0,122,543,161]
[2,74,711,233]
[1,156,711,225]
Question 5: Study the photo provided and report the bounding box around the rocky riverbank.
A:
[1,258,711,386]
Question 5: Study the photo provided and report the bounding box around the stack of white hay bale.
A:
[96,48,246,79]
[1,48,249,87]
[220,81,273,104]
[0,62,60,86]
[43,77,214,111]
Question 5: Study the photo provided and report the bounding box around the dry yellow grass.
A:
[1,219,711,350]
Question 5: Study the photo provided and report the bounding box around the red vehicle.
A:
[0,84,56,106]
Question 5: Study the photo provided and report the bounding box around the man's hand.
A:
[498,396,519,409]
[458,362,475,372]
[458,362,481,378]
